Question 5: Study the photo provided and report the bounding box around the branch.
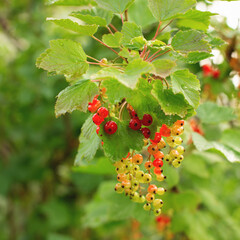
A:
[152,21,162,40]
[109,24,118,32]
[149,49,171,62]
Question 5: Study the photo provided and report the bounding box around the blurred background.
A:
[0,0,240,240]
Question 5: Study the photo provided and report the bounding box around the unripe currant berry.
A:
[175,136,183,145]
[148,144,158,155]
[143,203,151,211]
[175,120,184,127]
[156,174,166,182]
[131,179,139,189]
[160,124,171,137]
[172,126,184,136]
[129,118,142,130]
[131,192,140,202]
[115,166,125,174]
[172,159,181,168]
[100,58,108,65]
[157,139,166,149]
[146,193,155,202]
[132,154,143,165]
[121,180,131,189]
[104,121,118,135]
[144,161,153,170]
[170,149,179,159]
[135,170,145,180]
[164,154,172,163]
[153,158,164,168]
[124,163,133,171]
[92,113,104,125]
[138,195,146,203]
[153,199,163,209]
[148,184,158,194]
[142,114,153,126]
[166,136,176,147]
[156,187,166,195]
[154,167,163,175]
[154,151,164,160]
[176,145,185,155]
[143,173,152,183]
[133,165,140,172]
[154,208,162,216]
[115,183,124,193]
[141,127,151,138]
[178,155,184,161]
[117,173,126,182]
[97,107,109,118]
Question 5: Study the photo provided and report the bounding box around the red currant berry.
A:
[92,113,104,125]
[96,126,100,134]
[212,69,220,79]
[153,132,161,143]
[153,158,163,168]
[202,64,212,77]
[142,114,153,126]
[159,124,171,137]
[131,109,138,118]
[97,107,109,118]
[175,120,184,127]
[104,121,118,135]
[148,184,158,194]
[141,127,151,138]
[129,118,141,130]
[154,167,163,175]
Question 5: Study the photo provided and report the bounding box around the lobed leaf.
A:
[102,32,123,48]
[94,0,134,13]
[152,59,176,78]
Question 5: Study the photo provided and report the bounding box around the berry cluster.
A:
[202,64,220,79]
[114,119,185,215]
[88,95,118,135]
[128,107,153,139]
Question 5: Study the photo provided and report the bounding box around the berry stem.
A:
[140,45,147,58]
[144,50,151,61]
[146,48,163,62]
[121,14,124,24]
[152,21,162,40]
[148,49,171,62]
[119,100,127,120]
[124,10,128,21]
[86,55,101,63]
[106,26,114,35]
[109,24,118,32]
[159,19,174,33]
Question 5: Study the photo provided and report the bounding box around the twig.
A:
[152,21,162,40]
[121,14,124,25]
[144,50,151,61]
[159,20,173,33]
[109,24,118,32]
[124,10,128,21]
[87,55,101,63]
[140,45,147,58]
[146,48,163,62]
[149,49,171,62]
[106,26,113,35]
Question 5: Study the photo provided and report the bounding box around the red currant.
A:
[141,127,151,138]
[202,64,212,77]
[212,69,220,79]
[152,132,161,143]
[104,121,118,135]
[97,107,109,118]
[175,120,184,127]
[159,124,171,137]
[131,109,138,118]
[92,113,104,125]
[153,158,163,168]
[154,167,163,175]
[96,126,100,134]
[148,184,158,194]
[129,118,142,130]
[142,114,153,126]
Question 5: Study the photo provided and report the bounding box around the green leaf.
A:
[119,48,140,61]
[152,80,190,118]
[121,22,143,47]
[172,51,213,64]
[162,163,179,188]
[55,79,98,117]
[209,37,226,48]
[48,19,98,36]
[73,157,115,174]
[99,117,144,161]
[152,59,176,78]
[192,132,240,163]
[70,8,113,26]
[102,32,123,48]
[197,102,236,124]
[221,128,240,153]
[94,0,134,13]
[128,0,155,27]
[171,69,200,108]
[184,153,209,178]
[74,115,101,166]
[176,10,215,31]
[46,0,96,6]
[130,36,147,50]
[36,39,89,79]
[148,0,196,21]
[147,39,166,49]
[172,30,211,53]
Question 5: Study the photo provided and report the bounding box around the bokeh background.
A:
[0,0,240,240]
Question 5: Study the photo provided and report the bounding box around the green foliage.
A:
[36,39,89,80]
[148,0,196,21]
[152,59,176,78]
[102,32,123,48]
[55,80,98,117]
[94,0,134,13]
